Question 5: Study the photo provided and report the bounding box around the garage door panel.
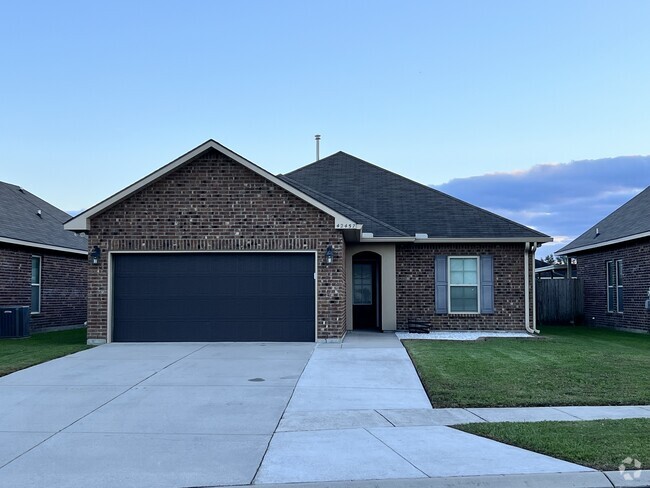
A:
[112,253,315,342]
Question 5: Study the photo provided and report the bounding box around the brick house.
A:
[65,140,551,344]
[0,182,87,332]
[558,186,650,333]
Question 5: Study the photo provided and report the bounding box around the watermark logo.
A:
[619,457,642,481]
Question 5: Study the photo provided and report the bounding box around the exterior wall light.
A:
[325,244,334,264]
[90,246,101,265]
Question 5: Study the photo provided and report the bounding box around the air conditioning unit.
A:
[0,306,31,338]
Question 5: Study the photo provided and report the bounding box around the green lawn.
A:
[403,326,650,408]
[456,418,650,471]
[0,328,91,377]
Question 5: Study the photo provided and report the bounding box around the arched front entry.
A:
[352,251,382,330]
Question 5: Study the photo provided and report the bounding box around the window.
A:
[616,259,624,312]
[31,256,41,314]
[353,263,373,305]
[449,257,479,313]
[606,259,623,313]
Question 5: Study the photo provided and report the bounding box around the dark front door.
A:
[112,252,315,342]
[352,252,381,330]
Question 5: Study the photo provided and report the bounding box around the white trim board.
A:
[0,236,87,255]
[64,139,360,232]
[560,231,650,254]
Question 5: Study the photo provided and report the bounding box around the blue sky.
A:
[1,1,649,255]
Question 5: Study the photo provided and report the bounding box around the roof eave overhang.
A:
[0,236,87,255]
[558,230,650,255]
[535,263,567,273]
[64,140,360,232]
[359,236,552,244]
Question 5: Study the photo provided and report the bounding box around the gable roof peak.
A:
[65,139,360,232]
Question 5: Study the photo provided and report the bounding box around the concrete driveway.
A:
[0,342,314,487]
[0,333,593,487]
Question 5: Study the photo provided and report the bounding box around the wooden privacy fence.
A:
[536,279,584,325]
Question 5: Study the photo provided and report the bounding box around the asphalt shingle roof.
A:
[0,181,87,251]
[282,152,548,240]
[558,186,650,254]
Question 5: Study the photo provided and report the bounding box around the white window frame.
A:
[31,255,42,314]
[448,256,480,314]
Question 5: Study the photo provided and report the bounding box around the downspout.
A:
[524,243,535,334]
[531,243,539,333]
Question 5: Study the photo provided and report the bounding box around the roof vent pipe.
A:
[595,227,599,236]
[315,134,321,161]
[36,209,42,218]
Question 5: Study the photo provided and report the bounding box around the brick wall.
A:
[574,237,650,333]
[395,243,534,330]
[0,244,30,306]
[0,243,87,331]
[87,148,346,342]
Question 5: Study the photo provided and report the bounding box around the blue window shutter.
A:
[435,255,448,314]
[480,255,494,314]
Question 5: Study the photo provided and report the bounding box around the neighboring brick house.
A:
[65,140,551,344]
[0,182,87,332]
[558,186,650,333]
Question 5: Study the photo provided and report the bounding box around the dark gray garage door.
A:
[112,253,315,342]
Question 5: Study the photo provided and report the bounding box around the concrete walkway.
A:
[254,332,596,485]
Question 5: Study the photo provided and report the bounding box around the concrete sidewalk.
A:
[350,405,650,428]
[243,470,650,487]
[254,332,596,485]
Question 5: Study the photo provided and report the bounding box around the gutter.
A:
[558,230,650,255]
[0,236,88,255]
[359,236,553,244]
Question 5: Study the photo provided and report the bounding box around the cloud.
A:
[434,156,650,257]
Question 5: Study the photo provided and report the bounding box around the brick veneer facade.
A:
[395,243,534,330]
[0,243,87,331]
[87,148,346,342]
[573,237,650,333]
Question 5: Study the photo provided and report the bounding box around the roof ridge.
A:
[288,153,548,239]
[284,151,346,177]
[279,174,410,236]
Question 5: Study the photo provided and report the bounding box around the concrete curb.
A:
[225,471,618,488]
[605,469,650,487]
